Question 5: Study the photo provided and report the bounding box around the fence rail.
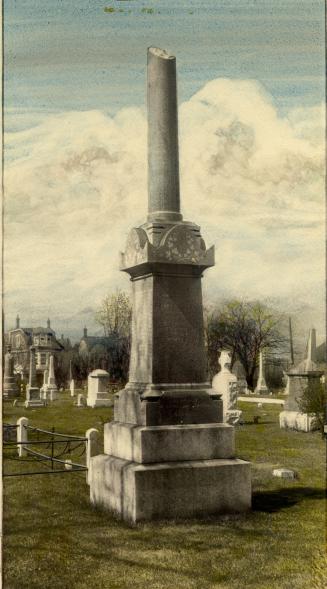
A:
[3,419,99,483]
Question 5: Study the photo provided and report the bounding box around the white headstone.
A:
[212,351,242,423]
[70,379,75,397]
[273,468,296,479]
[87,369,112,408]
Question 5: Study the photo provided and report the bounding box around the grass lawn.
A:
[2,394,326,589]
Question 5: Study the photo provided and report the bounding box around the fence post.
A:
[17,417,29,457]
[85,428,99,485]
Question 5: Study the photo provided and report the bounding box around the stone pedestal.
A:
[89,47,251,522]
[87,369,112,408]
[90,455,251,522]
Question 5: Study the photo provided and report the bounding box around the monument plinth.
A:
[90,48,251,522]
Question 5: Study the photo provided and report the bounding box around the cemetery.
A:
[2,46,326,588]
[3,390,326,589]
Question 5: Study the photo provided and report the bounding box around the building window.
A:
[34,336,38,344]
[40,353,47,365]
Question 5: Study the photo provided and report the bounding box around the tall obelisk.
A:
[117,47,217,421]
[90,48,251,522]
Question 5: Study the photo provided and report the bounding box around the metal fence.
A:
[3,419,98,480]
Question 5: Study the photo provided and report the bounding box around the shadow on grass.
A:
[253,486,326,513]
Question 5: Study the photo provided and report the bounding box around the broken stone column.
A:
[3,346,19,399]
[212,350,242,424]
[89,48,251,522]
[255,351,269,395]
[280,328,323,432]
[25,347,44,408]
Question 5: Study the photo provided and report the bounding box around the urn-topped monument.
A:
[90,48,251,522]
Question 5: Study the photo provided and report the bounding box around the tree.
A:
[297,380,326,438]
[95,290,131,337]
[205,299,287,389]
[95,290,132,383]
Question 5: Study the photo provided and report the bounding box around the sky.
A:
[4,0,325,343]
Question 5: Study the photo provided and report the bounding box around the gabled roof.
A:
[23,327,55,335]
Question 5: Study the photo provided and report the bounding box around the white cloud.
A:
[4,79,325,334]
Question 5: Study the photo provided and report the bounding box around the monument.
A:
[25,347,44,408]
[254,351,269,395]
[70,379,75,397]
[280,328,323,432]
[3,346,19,399]
[212,350,242,424]
[69,360,75,397]
[46,354,58,401]
[40,367,49,399]
[89,47,251,522]
[87,369,112,407]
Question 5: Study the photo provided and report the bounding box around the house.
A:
[78,327,120,357]
[5,315,64,384]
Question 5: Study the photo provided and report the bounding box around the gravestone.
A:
[255,351,269,395]
[40,368,49,399]
[70,379,75,397]
[89,48,251,523]
[232,360,249,394]
[87,369,112,408]
[25,347,45,408]
[280,328,323,432]
[77,394,86,407]
[273,468,296,479]
[3,346,19,399]
[212,350,242,424]
[46,355,58,401]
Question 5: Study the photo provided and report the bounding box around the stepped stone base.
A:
[104,421,235,463]
[279,410,318,432]
[90,454,251,522]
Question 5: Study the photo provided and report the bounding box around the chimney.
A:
[16,314,20,329]
[84,327,88,338]
[47,318,51,329]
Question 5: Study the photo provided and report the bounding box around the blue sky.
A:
[4,1,325,341]
[5,0,325,127]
